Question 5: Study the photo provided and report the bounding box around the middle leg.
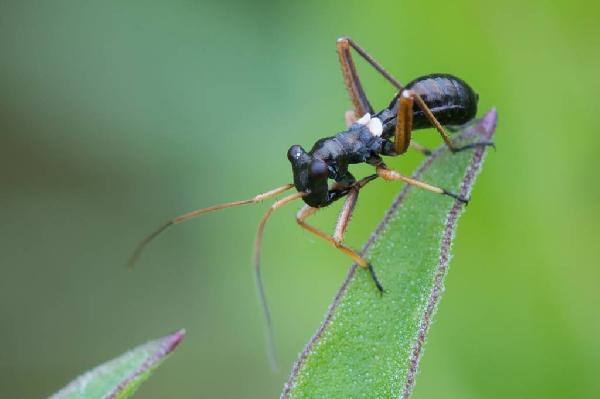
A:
[376,164,469,204]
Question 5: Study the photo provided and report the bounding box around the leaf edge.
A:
[281,108,498,398]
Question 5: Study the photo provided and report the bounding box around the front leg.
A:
[296,179,384,292]
[296,204,381,288]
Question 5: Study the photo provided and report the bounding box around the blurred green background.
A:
[1,0,599,398]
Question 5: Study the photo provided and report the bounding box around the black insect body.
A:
[287,126,387,208]
[288,73,479,210]
[382,74,478,130]
[129,37,493,363]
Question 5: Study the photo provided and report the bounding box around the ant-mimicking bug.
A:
[129,37,494,361]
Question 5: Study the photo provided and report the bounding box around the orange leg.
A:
[337,37,373,117]
[344,109,359,128]
[336,37,492,155]
[295,179,383,292]
[337,37,432,156]
[375,164,469,204]
[337,36,404,95]
[399,90,495,154]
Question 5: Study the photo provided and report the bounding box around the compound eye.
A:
[309,159,328,179]
[287,145,304,162]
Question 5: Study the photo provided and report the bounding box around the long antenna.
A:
[253,192,305,370]
[127,183,294,268]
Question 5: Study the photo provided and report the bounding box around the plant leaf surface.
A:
[283,109,497,399]
[50,329,185,399]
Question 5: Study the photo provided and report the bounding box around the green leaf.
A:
[282,110,497,399]
[50,329,185,399]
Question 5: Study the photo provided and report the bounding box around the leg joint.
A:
[337,36,349,44]
[376,165,398,181]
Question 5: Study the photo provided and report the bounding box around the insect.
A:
[129,37,493,360]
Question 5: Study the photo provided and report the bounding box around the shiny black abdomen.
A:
[406,73,478,129]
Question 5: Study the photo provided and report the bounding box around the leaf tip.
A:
[477,108,498,137]
[282,108,498,398]
[162,329,186,354]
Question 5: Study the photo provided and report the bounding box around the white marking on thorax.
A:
[356,113,383,137]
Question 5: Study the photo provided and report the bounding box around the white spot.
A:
[367,117,383,136]
[356,113,383,136]
[356,113,371,125]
